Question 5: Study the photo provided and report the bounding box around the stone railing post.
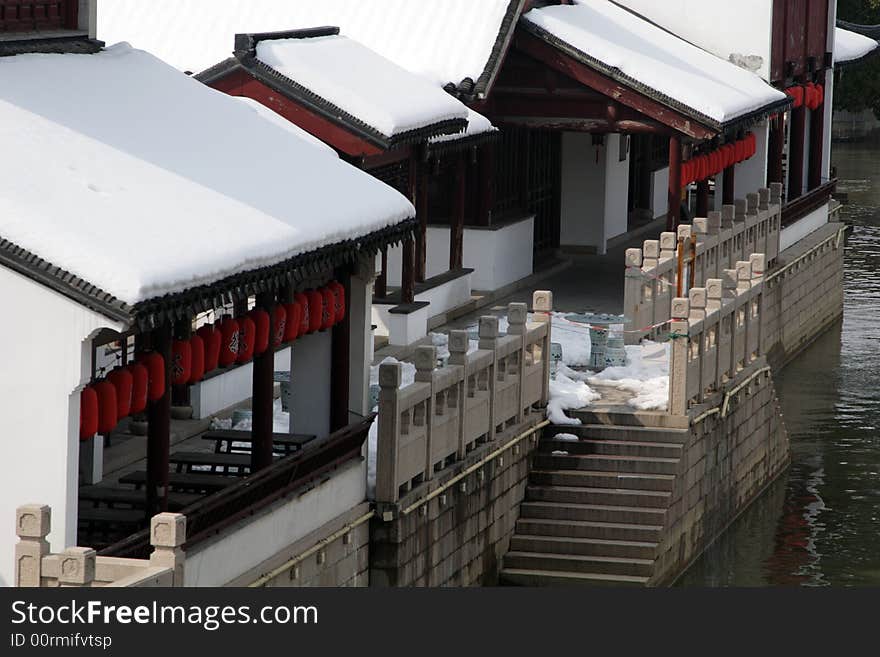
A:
[747,192,759,217]
[706,278,723,313]
[707,278,724,392]
[759,188,770,212]
[58,547,96,588]
[770,182,783,206]
[624,249,644,345]
[15,504,51,587]
[642,239,660,269]
[149,513,187,587]
[749,253,766,358]
[375,361,402,504]
[533,290,553,405]
[448,330,469,458]
[507,302,528,422]
[414,345,437,480]
[660,232,677,260]
[736,260,753,293]
[689,287,707,322]
[669,298,691,417]
[721,205,735,230]
[478,315,500,440]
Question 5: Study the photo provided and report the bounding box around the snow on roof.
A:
[234,96,338,157]
[835,27,880,64]
[0,45,414,307]
[430,107,497,144]
[253,33,468,139]
[98,0,518,91]
[522,1,787,126]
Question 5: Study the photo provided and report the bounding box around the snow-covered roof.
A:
[835,27,880,65]
[234,96,339,157]
[243,30,469,142]
[0,45,414,311]
[430,108,497,145]
[522,1,788,128]
[97,0,522,97]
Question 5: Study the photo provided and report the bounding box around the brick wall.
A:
[652,361,790,585]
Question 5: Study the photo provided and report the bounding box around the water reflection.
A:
[680,140,880,587]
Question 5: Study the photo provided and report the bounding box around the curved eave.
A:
[836,43,880,70]
[426,129,501,159]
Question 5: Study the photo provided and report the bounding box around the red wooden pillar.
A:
[146,323,172,516]
[451,154,466,270]
[723,165,736,205]
[767,115,785,188]
[667,134,682,232]
[330,269,352,432]
[401,238,415,304]
[416,164,430,282]
[789,105,806,201]
[808,101,825,191]
[171,319,192,411]
[696,180,710,217]
[251,292,276,472]
[375,248,388,299]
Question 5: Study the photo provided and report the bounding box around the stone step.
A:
[510,534,658,560]
[520,501,667,525]
[500,568,649,587]
[516,518,664,542]
[530,469,675,492]
[546,424,688,444]
[541,438,684,459]
[567,409,690,430]
[533,453,680,475]
[526,484,672,509]
[504,551,654,578]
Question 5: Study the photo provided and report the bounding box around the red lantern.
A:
[171,340,192,386]
[698,154,708,181]
[129,363,149,415]
[272,305,287,348]
[189,335,206,384]
[330,281,346,323]
[107,368,133,420]
[80,386,99,440]
[786,86,804,109]
[321,287,336,331]
[711,151,721,177]
[815,83,824,107]
[250,308,271,356]
[748,133,757,159]
[217,317,240,367]
[735,140,745,163]
[94,380,118,435]
[237,316,256,363]
[307,290,323,334]
[198,325,222,373]
[724,144,735,169]
[140,352,165,402]
[295,293,310,336]
[283,302,301,342]
[680,160,690,187]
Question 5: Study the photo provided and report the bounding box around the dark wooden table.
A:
[119,471,238,494]
[202,430,316,456]
[168,451,262,475]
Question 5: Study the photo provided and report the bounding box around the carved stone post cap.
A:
[706,279,723,299]
[734,199,747,215]
[722,269,738,289]
[625,248,643,268]
[671,297,690,319]
[689,287,708,308]
[508,302,528,325]
[414,346,438,372]
[707,211,722,233]
[479,315,500,339]
[449,330,469,354]
[750,253,767,277]
[16,505,50,539]
[677,225,692,240]
[747,192,759,213]
[659,232,677,250]
[693,218,708,235]
[736,260,753,280]
[533,290,553,312]
[643,239,660,258]
[378,361,402,389]
[59,547,96,585]
[151,513,187,549]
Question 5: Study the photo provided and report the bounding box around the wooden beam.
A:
[251,292,276,473]
[768,115,785,188]
[514,30,716,140]
[146,323,172,516]
[789,105,807,201]
[668,135,682,232]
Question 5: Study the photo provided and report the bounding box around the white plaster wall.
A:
[184,458,367,586]
[288,331,332,438]
[614,0,775,81]
[604,134,630,243]
[192,348,291,420]
[0,268,122,586]
[652,167,670,219]
[735,122,770,200]
[780,205,830,252]
[372,303,430,347]
[822,70,834,183]
[464,219,534,291]
[348,269,374,420]
[561,132,606,253]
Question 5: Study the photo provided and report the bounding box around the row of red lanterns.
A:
[79,282,346,441]
[785,82,824,111]
[681,133,757,186]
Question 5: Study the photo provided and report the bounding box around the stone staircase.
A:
[500,421,688,587]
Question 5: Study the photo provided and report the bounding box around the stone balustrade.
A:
[625,184,782,345]
[375,293,552,505]
[668,254,766,416]
[14,505,186,587]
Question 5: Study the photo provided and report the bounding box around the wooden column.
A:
[451,154,466,270]
[476,143,495,228]
[789,105,806,201]
[416,163,430,282]
[667,134,682,231]
[723,165,736,205]
[696,180,710,217]
[251,292,276,472]
[767,115,785,188]
[146,323,172,516]
[330,268,352,432]
[375,247,388,299]
[171,319,191,411]
[401,238,415,304]
[808,102,825,191]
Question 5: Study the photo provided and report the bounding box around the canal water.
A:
[680,140,880,587]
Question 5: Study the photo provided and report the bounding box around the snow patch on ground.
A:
[554,433,580,442]
[588,342,670,411]
[548,368,601,425]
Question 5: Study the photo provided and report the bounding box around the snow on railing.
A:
[375,294,552,504]
[625,183,782,345]
[668,255,765,416]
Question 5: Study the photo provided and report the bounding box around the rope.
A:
[626,265,677,288]
[560,315,673,335]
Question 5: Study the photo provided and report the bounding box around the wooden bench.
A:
[119,471,238,494]
[202,430,316,456]
[168,451,265,475]
[78,486,200,511]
